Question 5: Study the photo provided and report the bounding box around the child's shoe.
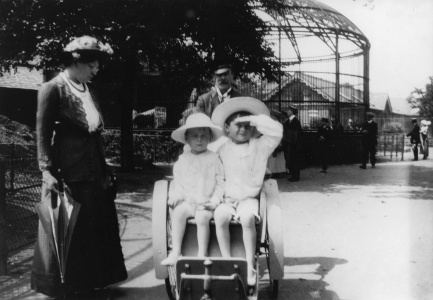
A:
[161,253,180,266]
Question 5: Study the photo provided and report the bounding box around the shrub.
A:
[102,130,183,166]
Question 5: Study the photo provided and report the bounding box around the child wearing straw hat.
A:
[211,97,283,286]
[161,113,224,266]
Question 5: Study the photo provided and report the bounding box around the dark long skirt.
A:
[31,180,127,297]
[64,180,127,293]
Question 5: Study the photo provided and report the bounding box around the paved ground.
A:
[1,157,433,300]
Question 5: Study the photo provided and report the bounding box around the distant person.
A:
[345,119,355,130]
[330,116,344,164]
[303,122,311,130]
[407,118,421,161]
[359,112,378,169]
[282,105,303,181]
[195,56,242,118]
[330,116,344,132]
[161,113,224,266]
[317,117,332,173]
[190,87,199,103]
[420,120,430,159]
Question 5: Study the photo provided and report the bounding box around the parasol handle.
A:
[50,175,64,209]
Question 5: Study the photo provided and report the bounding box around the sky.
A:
[323,0,433,100]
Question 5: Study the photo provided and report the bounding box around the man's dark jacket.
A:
[407,123,421,144]
[360,120,378,146]
[318,125,332,144]
[282,116,303,173]
[195,88,241,118]
[282,116,303,149]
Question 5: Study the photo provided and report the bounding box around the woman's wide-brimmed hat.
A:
[64,36,113,55]
[171,113,223,144]
[421,120,431,126]
[211,97,270,137]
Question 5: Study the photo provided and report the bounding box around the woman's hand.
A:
[42,171,59,194]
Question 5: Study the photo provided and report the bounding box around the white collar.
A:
[289,115,296,121]
[215,86,232,99]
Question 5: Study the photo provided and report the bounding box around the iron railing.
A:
[0,143,40,272]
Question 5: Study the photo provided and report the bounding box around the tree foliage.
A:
[0,0,282,169]
[0,0,280,82]
[407,77,433,118]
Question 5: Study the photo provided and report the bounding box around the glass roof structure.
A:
[252,0,371,122]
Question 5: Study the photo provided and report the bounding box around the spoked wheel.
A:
[262,179,284,299]
[165,266,177,300]
[264,232,279,299]
[164,207,178,300]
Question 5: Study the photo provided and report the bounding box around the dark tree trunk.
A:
[120,78,136,171]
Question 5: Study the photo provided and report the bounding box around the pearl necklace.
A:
[65,75,86,93]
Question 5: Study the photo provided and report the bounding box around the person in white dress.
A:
[420,120,431,159]
[161,113,224,265]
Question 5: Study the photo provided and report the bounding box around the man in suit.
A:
[318,117,332,173]
[195,57,242,118]
[406,118,421,161]
[359,112,378,169]
[282,105,303,181]
[330,116,344,165]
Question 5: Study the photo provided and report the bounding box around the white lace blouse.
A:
[60,72,101,132]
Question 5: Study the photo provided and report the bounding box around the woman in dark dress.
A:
[31,36,127,297]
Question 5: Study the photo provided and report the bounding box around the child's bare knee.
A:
[239,213,255,227]
[195,213,212,226]
[214,214,230,228]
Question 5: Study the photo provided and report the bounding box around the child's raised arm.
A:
[236,114,283,149]
[235,115,283,138]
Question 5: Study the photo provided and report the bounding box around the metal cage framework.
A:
[251,0,371,128]
[103,0,371,131]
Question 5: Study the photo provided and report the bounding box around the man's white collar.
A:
[215,86,232,102]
